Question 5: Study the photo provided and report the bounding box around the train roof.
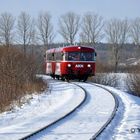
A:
[63,45,94,49]
[46,45,95,53]
[62,45,95,52]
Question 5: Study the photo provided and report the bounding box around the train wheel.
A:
[56,75,60,80]
[61,76,65,81]
[66,78,69,82]
[51,74,55,79]
[65,76,69,82]
[83,75,88,82]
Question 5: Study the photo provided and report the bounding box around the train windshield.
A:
[65,52,96,61]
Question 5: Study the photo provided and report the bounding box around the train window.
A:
[68,52,80,61]
[46,53,54,61]
[93,52,97,61]
[46,54,50,60]
[55,52,63,61]
[66,52,95,61]
[85,53,92,61]
[95,52,97,57]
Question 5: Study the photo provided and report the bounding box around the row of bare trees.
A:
[0,12,54,55]
[0,11,140,71]
[0,11,140,46]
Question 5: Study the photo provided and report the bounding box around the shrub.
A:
[127,73,140,97]
[92,73,118,87]
[0,46,46,112]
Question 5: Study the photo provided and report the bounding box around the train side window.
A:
[61,53,64,61]
[46,53,54,61]
[65,53,68,61]
[95,52,97,57]
[93,52,97,61]
[55,52,63,61]
[55,52,58,61]
[47,54,50,60]
[52,53,54,61]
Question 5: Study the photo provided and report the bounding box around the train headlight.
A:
[87,64,91,67]
[68,64,71,67]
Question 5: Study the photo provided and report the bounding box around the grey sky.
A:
[0,0,140,19]
[0,0,139,42]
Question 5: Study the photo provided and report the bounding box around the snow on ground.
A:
[97,73,140,140]
[97,85,140,140]
[0,76,85,140]
[0,74,140,140]
[29,82,115,140]
[115,73,129,91]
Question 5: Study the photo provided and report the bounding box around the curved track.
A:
[20,82,118,140]
[88,83,119,139]
[20,83,87,140]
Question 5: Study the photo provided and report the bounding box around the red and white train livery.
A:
[45,45,96,81]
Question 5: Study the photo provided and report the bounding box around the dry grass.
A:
[96,60,114,73]
[0,46,46,112]
[127,74,140,97]
[94,62,140,97]
[92,61,117,87]
[91,73,118,87]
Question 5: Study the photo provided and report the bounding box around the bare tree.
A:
[105,18,129,72]
[17,12,36,56]
[130,17,140,57]
[58,12,80,45]
[0,12,15,47]
[80,12,104,45]
[37,11,54,49]
[130,18,140,48]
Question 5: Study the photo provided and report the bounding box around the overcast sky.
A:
[0,0,140,19]
[0,0,140,42]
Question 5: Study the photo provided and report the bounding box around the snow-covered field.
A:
[0,75,140,140]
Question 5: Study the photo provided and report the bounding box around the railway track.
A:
[20,83,87,140]
[20,82,118,140]
[88,83,119,139]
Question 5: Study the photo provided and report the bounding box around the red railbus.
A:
[45,45,96,81]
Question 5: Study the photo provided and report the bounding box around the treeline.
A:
[0,11,140,46]
[0,11,140,71]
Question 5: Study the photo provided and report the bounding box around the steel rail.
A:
[87,82,119,140]
[20,83,87,140]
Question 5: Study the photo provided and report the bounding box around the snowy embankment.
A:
[96,73,140,140]
[97,85,140,140]
[0,76,85,140]
[30,82,116,140]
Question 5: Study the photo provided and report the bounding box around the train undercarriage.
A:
[50,73,91,82]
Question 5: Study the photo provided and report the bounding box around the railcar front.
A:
[60,46,96,81]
